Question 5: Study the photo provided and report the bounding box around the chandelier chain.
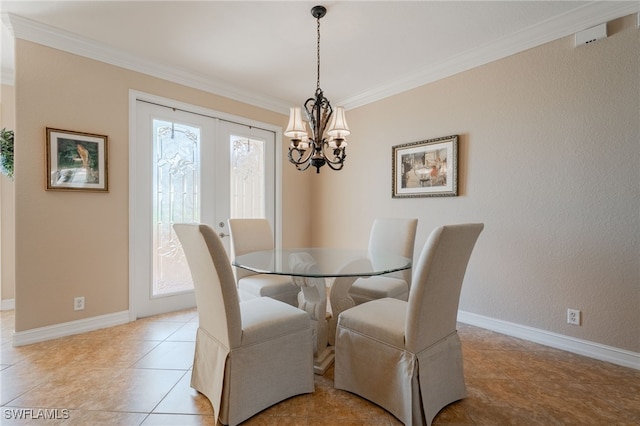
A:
[316,15,321,91]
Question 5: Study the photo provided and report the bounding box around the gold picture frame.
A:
[46,128,109,192]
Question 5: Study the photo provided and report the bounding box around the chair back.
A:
[228,218,275,281]
[405,223,483,353]
[174,223,242,349]
[368,218,418,285]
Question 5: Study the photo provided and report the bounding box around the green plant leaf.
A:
[0,128,14,179]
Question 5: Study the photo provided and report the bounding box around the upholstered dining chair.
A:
[228,218,300,306]
[348,218,418,304]
[334,223,484,426]
[173,223,314,426]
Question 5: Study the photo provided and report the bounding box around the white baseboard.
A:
[458,310,639,370]
[8,307,638,370]
[1,298,15,311]
[12,310,130,346]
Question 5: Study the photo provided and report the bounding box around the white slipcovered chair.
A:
[349,218,418,304]
[173,223,314,426]
[334,223,484,425]
[228,218,300,306]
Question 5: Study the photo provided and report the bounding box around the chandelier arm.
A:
[325,154,346,171]
[296,161,312,172]
[320,143,347,165]
[326,162,345,171]
[288,144,315,166]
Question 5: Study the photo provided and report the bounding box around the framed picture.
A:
[46,128,109,192]
[392,134,458,198]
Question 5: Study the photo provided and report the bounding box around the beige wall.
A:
[13,39,311,332]
[10,15,639,354]
[1,83,15,303]
[312,15,639,352]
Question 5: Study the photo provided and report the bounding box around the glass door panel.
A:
[230,135,265,219]
[153,119,199,297]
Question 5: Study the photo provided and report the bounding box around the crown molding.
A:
[3,2,639,112]
[1,12,291,115]
[340,1,640,110]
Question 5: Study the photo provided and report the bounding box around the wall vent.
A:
[575,23,607,47]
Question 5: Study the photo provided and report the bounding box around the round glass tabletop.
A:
[233,248,412,278]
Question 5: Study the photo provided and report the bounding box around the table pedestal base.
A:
[290,253,333,375]
[314,346,334,375]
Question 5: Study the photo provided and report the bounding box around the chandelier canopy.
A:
[285,5,350,173]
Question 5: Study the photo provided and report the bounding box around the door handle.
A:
[218,222,229,238]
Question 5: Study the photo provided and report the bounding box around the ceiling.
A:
[1,1,638,114]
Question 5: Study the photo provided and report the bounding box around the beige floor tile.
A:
[243,415,309,425]
[597,382,640,422]
[1,343,36,370]
[8,367,127,409]
[150,308,198,323]
[307,417,391,425]
[72,338,160,368]
[153,371,213,415]
[133,341,196,370]
[10,339,90,369]
[431,399,475,424]
[77,368,184,413]
[257,392,312,419]
[458,324,533,352]
[1,308,638,425]
[0,364,49,406]
[141,413,216,425]
[82,319,185,342]
[166,321,198,342]
[306,384,389,421]
[462,348,512,380]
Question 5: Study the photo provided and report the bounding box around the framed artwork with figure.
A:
[46,128,109,192]
[392,134,458,198]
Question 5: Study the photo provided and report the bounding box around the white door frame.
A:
[128,90,283,321]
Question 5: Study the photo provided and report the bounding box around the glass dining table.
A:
[233,248,412,374]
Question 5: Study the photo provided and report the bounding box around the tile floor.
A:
[1,308,639,425]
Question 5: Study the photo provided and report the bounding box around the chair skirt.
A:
[335,322,466,426]
[191,305,314,426]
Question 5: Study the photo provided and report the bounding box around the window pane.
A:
[153,120,199,297]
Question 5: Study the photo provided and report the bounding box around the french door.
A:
[132,98,276,318]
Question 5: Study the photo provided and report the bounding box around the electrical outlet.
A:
[74,297,85,311]
[567,308,581,325]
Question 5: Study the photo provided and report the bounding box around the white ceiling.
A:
[1,1,638,114]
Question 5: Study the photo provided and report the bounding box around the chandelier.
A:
[285,5,350,173]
